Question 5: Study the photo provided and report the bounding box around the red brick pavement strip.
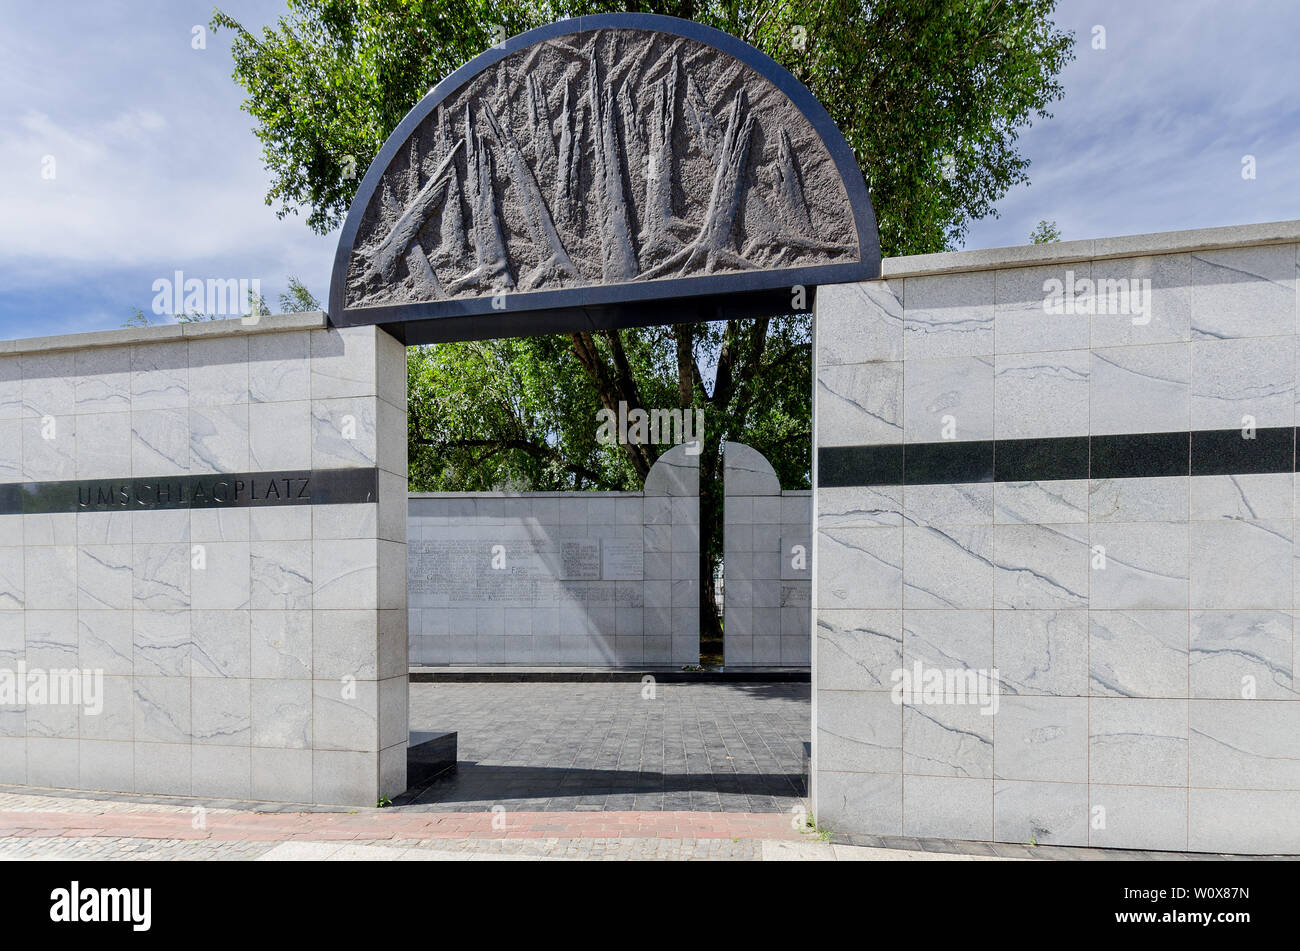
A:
[0,811,808,843]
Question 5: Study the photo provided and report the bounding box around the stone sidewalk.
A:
[0,797,810,843]
[0,789,821,860]
[0,835,1025,861]
[3,789,1285,861]
[0,787,1019,861]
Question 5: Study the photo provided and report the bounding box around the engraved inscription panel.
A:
[601,540,644,581]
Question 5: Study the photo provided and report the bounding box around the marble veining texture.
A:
[1,324,407,806]
[814,243,1300,852]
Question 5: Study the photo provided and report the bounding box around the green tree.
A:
[213,0,1074,650]
[1030,218,1062,243]
[124,281,318,328]
[121,287,269,328]
[213,0,1073,253]
[279,275,322,312]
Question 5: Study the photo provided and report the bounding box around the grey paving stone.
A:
[398,681,810,812]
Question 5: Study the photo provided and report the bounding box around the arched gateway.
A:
[325,13,880,805]
[328,13,879,342]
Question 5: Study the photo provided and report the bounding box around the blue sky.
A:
[1,0,1298,341]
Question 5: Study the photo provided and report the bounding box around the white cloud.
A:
[962,0,1300,249]
[0,0,334,319]
[0,102,330,272]
[0,0,1296,329]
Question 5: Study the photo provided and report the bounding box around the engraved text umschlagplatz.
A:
[75,476,310,509]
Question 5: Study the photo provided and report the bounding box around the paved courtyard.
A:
[400,681,810,813]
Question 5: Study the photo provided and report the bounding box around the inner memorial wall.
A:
[723,441,812,667]
[408,444,701,667]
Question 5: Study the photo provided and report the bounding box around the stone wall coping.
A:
[0,311,329,355]
[877,218,1300,280]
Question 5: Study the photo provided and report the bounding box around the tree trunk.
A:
[570,324,752,664]
[568,330,657,479]
[674,323,693,408]
[675,322,724,656]
[697,441,725,654]
[702,319,770,663]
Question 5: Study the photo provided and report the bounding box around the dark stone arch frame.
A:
[328,12,880,344]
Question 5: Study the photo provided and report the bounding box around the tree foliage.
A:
[279,276,323,311]
[214,0,1073,254]
[1029,218,1062,243]
[213,0,1074,646]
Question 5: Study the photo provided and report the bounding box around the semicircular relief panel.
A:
[336,19,873,326]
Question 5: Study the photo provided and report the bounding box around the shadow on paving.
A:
[703,681,814,700]
[392,763,806,812]
[402,681,811,813]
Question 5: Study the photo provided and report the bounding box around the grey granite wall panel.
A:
[0,316,406,806]
[812,230,1300,854]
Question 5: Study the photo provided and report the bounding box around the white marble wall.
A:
[722,442,810,666]
[407,443,700,667]
[812,226,1300,853]
[0,316,408,806]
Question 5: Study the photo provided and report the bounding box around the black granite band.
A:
[0,468,379,515]
[818,427,1296,487]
